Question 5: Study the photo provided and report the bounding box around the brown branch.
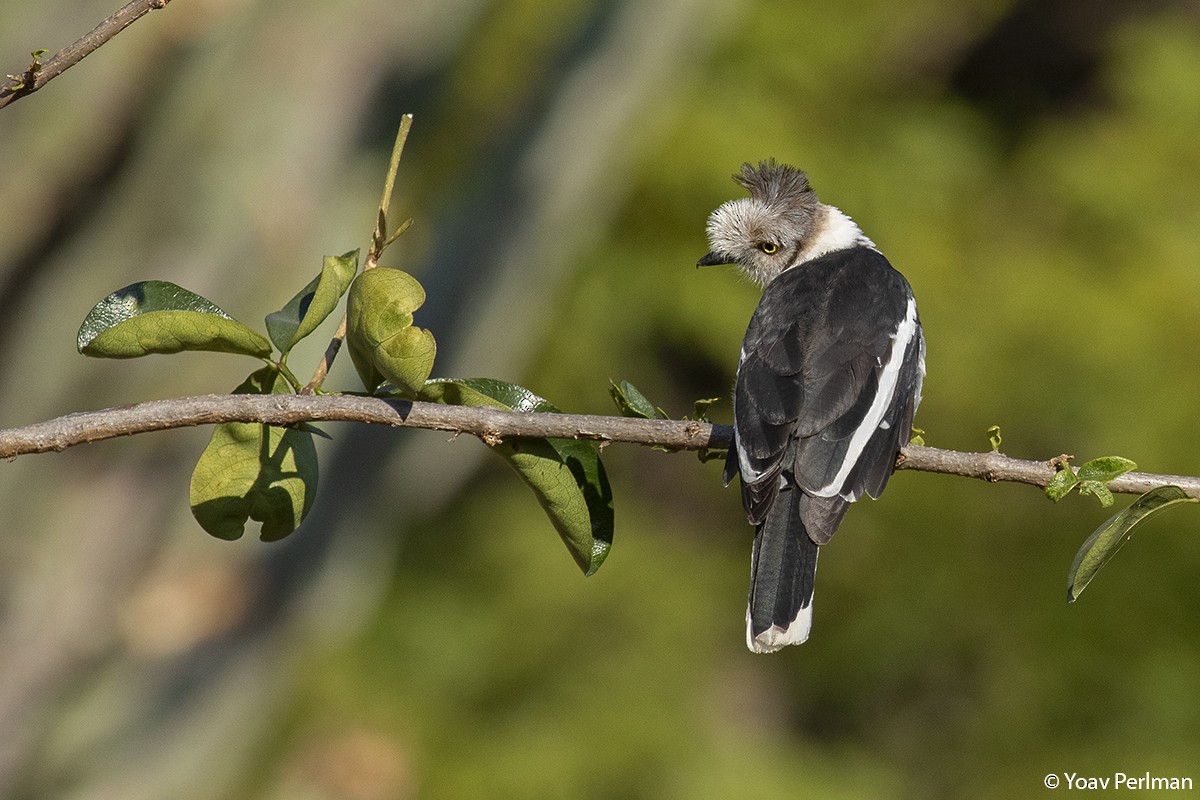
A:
[0,395,719,457]
[1,0,174,110]
[894,445,1200,498]
[1,394,1197,499]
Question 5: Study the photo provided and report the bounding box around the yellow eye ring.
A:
[758,242,778,254]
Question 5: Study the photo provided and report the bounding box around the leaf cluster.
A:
[1046,455,1198,602]
[73,121,616,576]
[76,251,617,574]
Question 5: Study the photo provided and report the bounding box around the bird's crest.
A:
[734,160,816,207]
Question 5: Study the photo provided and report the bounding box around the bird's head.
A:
[697,160,822,286]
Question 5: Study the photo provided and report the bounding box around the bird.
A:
[698,160,925,653]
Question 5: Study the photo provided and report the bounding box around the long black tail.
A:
[746,488,848,653]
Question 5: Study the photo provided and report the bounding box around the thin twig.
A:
[303,115,414,395]
[2,394,1197,499]
[303,317,350,395]
[894,445,1200,497]
[369,113,414,265]
[1,0,174,110]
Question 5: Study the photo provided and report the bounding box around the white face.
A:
[704,197,811,286]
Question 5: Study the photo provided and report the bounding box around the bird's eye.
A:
[758,242,778,255]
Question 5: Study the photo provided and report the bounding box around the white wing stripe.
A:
[814,295,919,498]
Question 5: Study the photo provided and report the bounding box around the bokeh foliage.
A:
[2,1,1199,798]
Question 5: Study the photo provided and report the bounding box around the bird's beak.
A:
[696,251,731,268]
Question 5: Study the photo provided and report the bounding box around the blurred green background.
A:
[2,1,1199,798]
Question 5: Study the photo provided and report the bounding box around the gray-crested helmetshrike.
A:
[698,160,925,653]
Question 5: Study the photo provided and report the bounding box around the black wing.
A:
[726,246,924,528]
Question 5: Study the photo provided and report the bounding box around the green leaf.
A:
[1045,456,1137,505]
[375,325,438,395]
[909,426,926,447]
[1066,485,1198,603]
[1076,456,1137,483]
[1045,465,1079,502]
[345,268,436,395]
[78,281,272,358]
[986,425,1002,452]
[689,396,721,423]
[421,376,548,412]
[265,250,359,355]
[609,379,664,419]
[189,367,318,541]
[1077,480,1115,508]
[422,378,615,575]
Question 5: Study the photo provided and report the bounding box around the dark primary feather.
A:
[790,318,923,500]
